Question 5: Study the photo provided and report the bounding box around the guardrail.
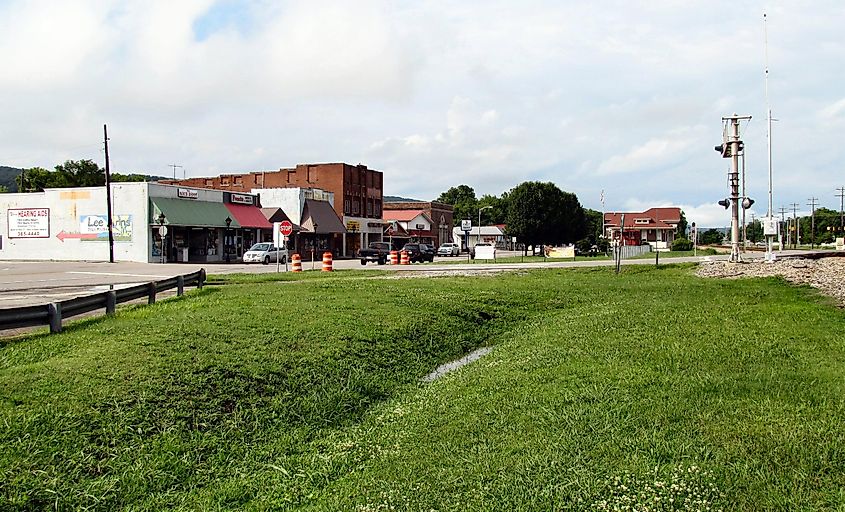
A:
[0,269,206,334]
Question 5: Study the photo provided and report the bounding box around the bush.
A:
[672,237,693,251]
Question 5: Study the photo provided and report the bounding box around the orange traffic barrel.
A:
[291,253,302,272]
[322,251,333,272]
[400,250,410,265]
[389,250,399,265]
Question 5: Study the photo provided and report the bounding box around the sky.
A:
[2,0,844,227]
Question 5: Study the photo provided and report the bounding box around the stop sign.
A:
[279,220,293,236]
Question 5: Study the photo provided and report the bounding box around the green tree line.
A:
[13,160,160,192]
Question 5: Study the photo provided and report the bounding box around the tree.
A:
[0,184,8,193]
[505,181,586,250]
[436,185,478,225]
[583,208,603,243]
[677,210,688,239]
[15,161,105,192]
[699,228,724,245]
[477,193,508,225]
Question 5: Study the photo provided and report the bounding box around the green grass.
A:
[2,265,845,510]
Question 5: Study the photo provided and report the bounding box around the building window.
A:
[344,198,351,214]
[287,170,295,183]
[307,167,315,182]
[367,201,373,216]
[221,177,230,186]
[352,199,360,215]
[634,218,649,225]
[204,179,213,187]
[234,176,243,186]
[375,202,381,217]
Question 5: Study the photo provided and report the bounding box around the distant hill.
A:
[384,195,423,203]
[0,166,22,191]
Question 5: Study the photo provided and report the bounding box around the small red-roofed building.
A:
[604,207,682,249]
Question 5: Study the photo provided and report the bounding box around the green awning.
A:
[150,198,241,228]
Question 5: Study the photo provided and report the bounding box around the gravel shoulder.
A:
[696,256,845,307]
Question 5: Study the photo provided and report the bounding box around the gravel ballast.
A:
[696,256,845,307]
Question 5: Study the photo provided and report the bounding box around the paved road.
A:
[2,249,819,308]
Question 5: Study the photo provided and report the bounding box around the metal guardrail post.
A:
[177,275,185,296]
[48,303,62,333]
[106,291,117,315]
[198,269,206,289]
[148,282,157,304]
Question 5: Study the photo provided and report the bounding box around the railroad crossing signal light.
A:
[742,197,755,209]
[718,198,730,209]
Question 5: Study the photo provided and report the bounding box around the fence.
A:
[613,244,653,259]
[0,269,206,334]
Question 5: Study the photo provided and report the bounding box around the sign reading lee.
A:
[8,208,50,238]
[461,219,472,232]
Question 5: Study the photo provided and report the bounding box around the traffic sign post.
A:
[461,220,472,261]
[157,225,168,264]
[276,221,294,272]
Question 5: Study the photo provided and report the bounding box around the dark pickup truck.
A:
[359,241,393,265]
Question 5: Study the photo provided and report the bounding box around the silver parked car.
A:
[437,242,460,256]
[243,243,288,264]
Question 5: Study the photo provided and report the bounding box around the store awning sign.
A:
[230,193,254,205]
[177,188,199,199]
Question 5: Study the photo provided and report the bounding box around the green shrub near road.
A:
[672,237,693,251]
[2,265,845,510]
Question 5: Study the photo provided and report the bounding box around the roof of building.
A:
[604,207,681,229]
[383,209,428,222]
[300,199,346,234]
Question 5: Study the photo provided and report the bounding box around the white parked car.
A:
[437,242,460,256]
[243,243,288,264]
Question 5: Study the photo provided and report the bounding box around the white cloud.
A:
[0,1,843,213]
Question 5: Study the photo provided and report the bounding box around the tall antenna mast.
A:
[763,12,776,260]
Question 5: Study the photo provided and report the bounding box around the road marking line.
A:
[66,271,171,279]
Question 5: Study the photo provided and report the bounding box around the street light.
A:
[477,205,493,247]
[225,216,232,263]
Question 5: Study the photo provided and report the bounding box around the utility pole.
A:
[103,124,115,263]
[790,202,800,248]
[169,164,184,180]
[750,212,756,243]
[836,186,845,233]
[807,197,818,249]
[778,206,789,248]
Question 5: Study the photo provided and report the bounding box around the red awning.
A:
[225,203,273,229]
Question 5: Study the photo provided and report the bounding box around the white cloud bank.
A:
[1,1,843,215]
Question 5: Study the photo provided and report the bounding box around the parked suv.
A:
[437,242,460,256]
[243,243,288,265]
[402,243,435,263]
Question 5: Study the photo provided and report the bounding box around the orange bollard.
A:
[321,251,333,272]
[400,250,410,265]
[389,250,399,265]
[291,253,302,272]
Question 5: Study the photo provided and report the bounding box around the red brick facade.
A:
[160,163,383,221]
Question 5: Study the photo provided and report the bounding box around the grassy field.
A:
[2,265,844,510]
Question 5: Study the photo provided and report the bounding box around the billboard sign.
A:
[8,208,50,238]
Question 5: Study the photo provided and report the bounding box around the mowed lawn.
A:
[2,265,844,511]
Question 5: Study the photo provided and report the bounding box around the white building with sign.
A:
[0,183,272,263]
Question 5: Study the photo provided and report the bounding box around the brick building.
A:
[161,163,384,257]
[383,201,454,248]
